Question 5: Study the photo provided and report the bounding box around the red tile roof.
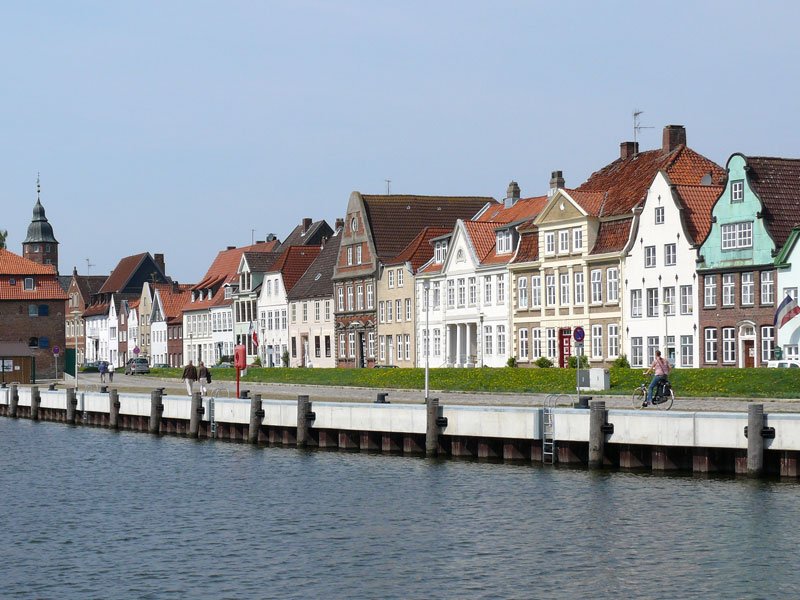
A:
[361,195,494,259]
[512,230,539,264]
[0,249,67,300]
[0,248,59,275]
[577,146,724,217]
[83,301,110,317]
[98,253,149,293]
[590,218,634,255]
[464,221,499,263]
[384,227,452,271]
[675,184,724,245]
[158,286,192,324]
[747,156,800,248]
[267,246,322,292]
[476,195,549,223]
[286,232,342,301]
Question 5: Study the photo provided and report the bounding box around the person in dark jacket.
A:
[182,360,198,396]
[197,361,211,395]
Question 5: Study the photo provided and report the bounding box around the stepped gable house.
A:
[332,192,494,368]
[65,267,108,366]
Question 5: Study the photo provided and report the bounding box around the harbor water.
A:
[1,418,798,599]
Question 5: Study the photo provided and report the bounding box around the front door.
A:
[744,340,755,368]
[558,328,572,368]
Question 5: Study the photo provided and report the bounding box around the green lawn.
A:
[147,366,800,399]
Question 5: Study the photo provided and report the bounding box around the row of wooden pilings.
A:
[1,384,449,456]
[587,400,771,477]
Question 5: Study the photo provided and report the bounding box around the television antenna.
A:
[85,258,95,275]
[633,109,654,146]
[385,179,391,194]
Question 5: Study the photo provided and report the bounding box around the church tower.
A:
[22,176,59,272]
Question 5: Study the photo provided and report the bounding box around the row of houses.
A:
[3,124,800,379]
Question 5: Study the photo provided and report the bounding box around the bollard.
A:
[30,386,40,421]
[109,389,120,430]
[239,390,250,399]
[376,392,389,404]
[297,395,312,447]
[425,397,440,456]
[747,403,765,477]
[66,387,77,424]
[248,394,264,444]
[148,389,163,435]
[189,392,203,439]
[588,400,607,469]
[10,383,19,418]
[48,383,57,391]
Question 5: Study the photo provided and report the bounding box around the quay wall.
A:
[1,385,799,478]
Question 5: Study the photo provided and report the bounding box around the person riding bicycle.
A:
[644,350,670,407]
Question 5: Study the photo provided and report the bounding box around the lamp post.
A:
[71,309,81,392]
[663,298,673,366]
[423,279,430,401]
[479,312,484,368]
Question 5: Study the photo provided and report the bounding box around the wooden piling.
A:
[747,403,765,477]
[30,386,40,421]
[297,395,311,447]
[66,387,77,425]
[189,392,202,438]
[248,394,263,444]
[425,397,440,457]
[588,400,606,469]
[109,389,120,430]
[148,389,163,434]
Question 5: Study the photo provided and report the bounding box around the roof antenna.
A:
[251,229,255,245]
[385,179,391,194]
[85,257,95,275]
[633,110,653,149]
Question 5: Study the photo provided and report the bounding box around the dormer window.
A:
[434,241,447,263]
[191,291,196,302]
[731,180,744,203]
[224,287,232,299]
[207,289,213,300]
[496,230,513,254]
[240,272,251,291]
[24,277,34,291]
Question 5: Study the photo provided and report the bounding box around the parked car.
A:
[152,363,171,369]
[216,361,233,368]
[373,364,398,368]
[767,360,800,368]
[125,357,150,375]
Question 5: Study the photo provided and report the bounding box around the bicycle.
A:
[632,375,674,410]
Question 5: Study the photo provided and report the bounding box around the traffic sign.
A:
[52,346,60,356]
[573,327,585,343]
[133,346,140,356]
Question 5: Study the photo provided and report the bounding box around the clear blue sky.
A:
[2,1,798,283]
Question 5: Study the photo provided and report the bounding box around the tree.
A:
[0,229,7,249]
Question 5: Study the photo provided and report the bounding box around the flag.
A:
[249,321,259,347]
[774,294,800,329]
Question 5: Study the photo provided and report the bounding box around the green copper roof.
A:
[23,199,58,244]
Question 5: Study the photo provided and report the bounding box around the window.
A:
[721,222,753,249]
[356,245,362,264]
[592,325,603,359]
[351,216,358,232]
[433,329,441,356]
[447,280,455,308]
[518,277,528,309]
[655,206,665,224]
[497,230,513,254]
[647,336,659,365]
[606,268,618,302]
[422,330,429,357]
[337,287,344,311]
[546,328,557,359]
[497,325,506,356]
[457,278,466,307]
[497,275,505,304]
[405,298,411,321]
[325,300,331,321]
[741,272,754,305]
[395,299,402,322]
[366,283,374,309]
[347,247,353,266]
[356,285,364,310]
[388,270,394,288]
[24,277,34,290]
[379,301,385,323]
[532,328,542,358]
[761,271,774,304]
[484,276,493,304]
[631,289,642,318]
[397,269,404,287]
[468,277,476,306]
[722,327,736,363]
[608,324,619,358]
[664,287,676,315]
[291,337,297,358]
[731,180,744,203]
[722,274,735,306]
[434,242,447,263]
[349,332,356,358]
[379,336,385,360]
[559,230,570,253]
[681,335,693,367]
[433,282,441,309]
[545,232,555,255]
[531,275,541,307]
[484,325,493,355]
[386,300,393,322]
[282,310,287,329]
[28,304,38,316]
[545,275,556,306]
[346,286,354,311]
[761,326,774,362]
[560,273,569,305]
[631,337,643,367]
[518,328,528,359]
[680,285,693,315]
[646,288,659,317]
[573,228,583,251]
[302,303,308,322]
[704,275,717,307]
[591,270,602,304]
[644,246,656,268]
[664,244,676,266]
[404,335,410,361]
[574,272,585,305]
[396,335,403,361]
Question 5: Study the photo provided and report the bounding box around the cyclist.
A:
[644,350,670,407]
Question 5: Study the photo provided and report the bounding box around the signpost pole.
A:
[573,327,585,406]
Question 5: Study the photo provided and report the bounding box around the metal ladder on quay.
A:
[542,394,556,464]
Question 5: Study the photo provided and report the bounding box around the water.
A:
[1,419,798,599]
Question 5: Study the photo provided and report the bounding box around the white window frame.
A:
[704,275,717,307]
[631,289,642,318]
[574,272,585,305]
[560,273,570,305]
[608,324,619,359]
[531,275,541,307]
[518,276,528,309]
[731,180,744,203]
[606,268,618,302]
[545,275,556,306]
[722,327,736,364]
[572,228,583,251]
[664,244,676,266]
[518,328,528,359]
[644,246,656,268]
[559,230,570,254]
[545,232,555,255]
[761,271,774,305]
[680,285,693,315]
[591,324,603,359]
[590,270,602,304]
[655,206,665,224]
[722,274,735,307]
[741,272,754,306]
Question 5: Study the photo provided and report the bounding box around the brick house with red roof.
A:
[332,192,494,368]
[65,267,106,366]
[0,248,68,381]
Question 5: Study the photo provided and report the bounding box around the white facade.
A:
[776,232,800,360]
[128,307,139,357]
[622,172,699,368]
[287,298,335,368]
[107,298,120,367]
[258,272,288,367]
[150,290,168,366]
[210,305,235,363]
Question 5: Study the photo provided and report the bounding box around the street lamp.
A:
[71,309,81,392]
[479,312,484,368]
[422,279,430,401]
[663,298,673,366]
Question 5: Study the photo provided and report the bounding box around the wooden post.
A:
[588,400,606,469]
[148,389,163,435]
[66,387,77,424]
[9,383,18,418]
[425,397,440,456]
[109,389,120,430]
[248,394,263,444]
[297,395,311,447]
[189,392,203,438]
[30,386,40,421]
[747,403,765,477]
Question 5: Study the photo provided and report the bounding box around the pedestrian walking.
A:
[198,361,211,395]
[108,362,115,382]
[99,360,108,383]
[182,360,198,396]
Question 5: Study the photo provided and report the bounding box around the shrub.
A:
[251,356,262,367]
[281,350,289,368]
[535,356,553,368]
[506,356,517,368]
[613,354,630,368]
[567,354,589,368]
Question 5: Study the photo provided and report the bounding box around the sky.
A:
[2,1,799,284]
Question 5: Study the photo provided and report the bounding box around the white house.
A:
[774,227,800,361]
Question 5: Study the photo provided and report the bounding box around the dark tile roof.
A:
[590,217,634,255]
[98,253,169,294]
[58,275,72,293]
[383,227,452,271]
[242,251,281,273]
[361,195,494,259]
[76,275,106,302]
[512,230,539,264]
[747,156,800,248]
[287,233,342,301]
[278,220,333,251]
[577,146,724,217]
[675,184,724,246]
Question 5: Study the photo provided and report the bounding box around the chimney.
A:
[662,125,686,153]
[335,217,344,231]
[172,281,180,293]
[226,246,236,250]
[620,141,639,160]
[504,181,521,208]
[154,253,165,274]
[548,171,565,197]
[302,217,312,234]
[265,233,276,242]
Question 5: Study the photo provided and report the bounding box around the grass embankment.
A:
[148,367,800,399]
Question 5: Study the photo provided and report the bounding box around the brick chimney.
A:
[548,171,565,197]
[335,218,344,231]
[302,217,312,234]
[620,141,639,160]
[662,125,686,153]
[226,246,236,250]
[504,181,520,209]
[154,253,165,274]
